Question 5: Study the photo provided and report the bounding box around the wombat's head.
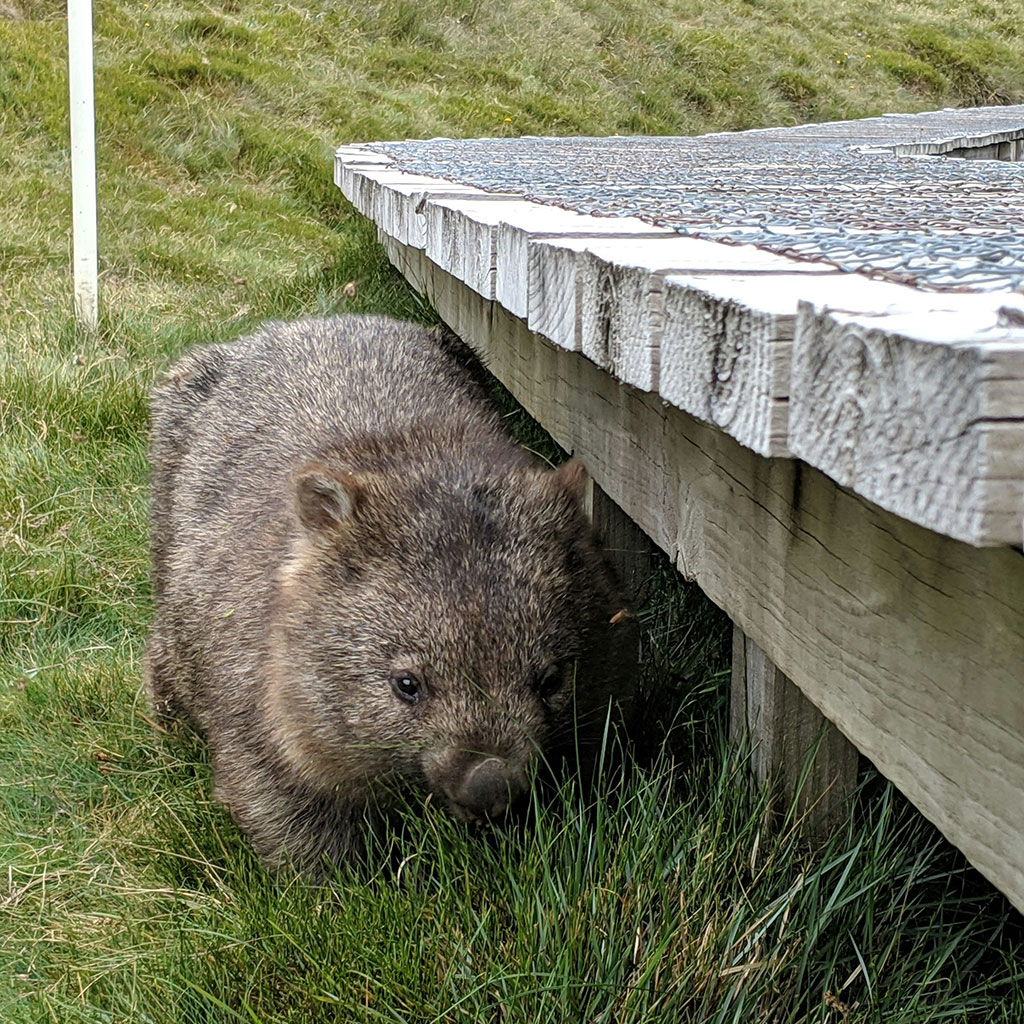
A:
[265,453,636,824]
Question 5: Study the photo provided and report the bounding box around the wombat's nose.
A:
[455,757,527,820]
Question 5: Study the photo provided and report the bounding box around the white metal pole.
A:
[68,0,98,330]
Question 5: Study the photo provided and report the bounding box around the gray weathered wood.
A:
[575,237,830,392]
[497,213,672,321]
[658,272,1019,459]
[660,273,807,458]
[731,626,859,837]
[526,236,591,351]
[790,300,1024,547]
[586,480,655,607]
[384,238,1024,914]
[336,146,1024,545]
[337,159,489,249]
[884,127,1024,159]
[423,196,529,299]
[422,194,674,306]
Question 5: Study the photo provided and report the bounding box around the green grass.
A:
[2,0,1024,1019]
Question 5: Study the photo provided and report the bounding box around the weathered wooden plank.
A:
[422,197,534,299]
[420,197,666,302]
[496,214,672,320]
[660,273,814,458]
[345,150,1024,546]
[385,238,1024,914]
[790,301,1024,547]
[333,145,392,178]
[659,272,1017,459]
[336,159,490,248]
[526,236,596,351]
[886,127,1024,159]
[730,626,860,838]
[573,237,832,392]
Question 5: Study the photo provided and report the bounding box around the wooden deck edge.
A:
[334,148,1024,547]
[384,236,1024,915]
[877,126,1024,159]
[791,302,1024,547]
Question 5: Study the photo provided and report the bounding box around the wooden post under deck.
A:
[731,626,859,838]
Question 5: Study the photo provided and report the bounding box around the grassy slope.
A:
[2,1,1023,1021]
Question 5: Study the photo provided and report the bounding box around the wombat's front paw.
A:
[141,639,189,729]
[224,780,378,877]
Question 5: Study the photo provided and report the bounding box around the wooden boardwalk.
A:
[335,106,1024,913]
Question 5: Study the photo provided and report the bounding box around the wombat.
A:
[144,314,636,871]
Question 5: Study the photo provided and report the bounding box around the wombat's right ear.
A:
[293,464,362,539]
[545,456,589,505]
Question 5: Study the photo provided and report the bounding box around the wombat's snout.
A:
[451,757,528,822]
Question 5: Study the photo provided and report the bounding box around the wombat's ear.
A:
[294,464,362,539]
[544,457,589,505]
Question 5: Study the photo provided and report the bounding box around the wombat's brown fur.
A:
[145,314,635,871]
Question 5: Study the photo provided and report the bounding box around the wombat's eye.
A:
[534,665,563,700]
[390,671,422,705]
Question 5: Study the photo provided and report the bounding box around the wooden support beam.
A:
[730,626,859,838]
[584,480,656,607]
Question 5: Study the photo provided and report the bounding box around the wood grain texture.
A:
[658,272,1010,459]
[498,213,672,321]
[574,237,830,392]
[385,238,1024,914]
[423,196,530,299]
[791,301,1024,546]
[731,627,859,838]
[335,155,488,249]
[885,127,1024,159]
[660,274,809,458]
[421,196,671,304]
[336,151,1024,547]
[526,237,589,351]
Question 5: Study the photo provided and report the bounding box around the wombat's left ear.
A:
[545,456,589,505]
[293,464,363,538]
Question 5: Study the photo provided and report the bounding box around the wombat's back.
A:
[150,315,499,489]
